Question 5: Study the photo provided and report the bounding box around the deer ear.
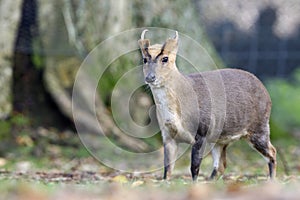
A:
[138,39,150,57]
[163,31,178,55]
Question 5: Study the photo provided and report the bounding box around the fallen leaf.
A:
[112,175,128,184]
[16,135,33,146]
[0,158,7,167]
[131,180,144,187]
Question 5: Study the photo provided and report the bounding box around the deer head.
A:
[138,30,179,87]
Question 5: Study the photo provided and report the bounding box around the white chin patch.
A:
[150,82,162,87]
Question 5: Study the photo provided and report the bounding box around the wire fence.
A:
[202,6,300,80]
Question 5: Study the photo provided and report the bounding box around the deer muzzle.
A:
[145,72,156,83]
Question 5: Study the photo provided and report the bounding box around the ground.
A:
[0,128,299,199]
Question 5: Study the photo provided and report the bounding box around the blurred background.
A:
[0,0,299,177]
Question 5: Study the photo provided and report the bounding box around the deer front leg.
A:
[191,136,205,181]
[163,138,178,180]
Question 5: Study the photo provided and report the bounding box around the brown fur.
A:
[138,30,276,181]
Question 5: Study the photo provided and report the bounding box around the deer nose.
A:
[145,73,156,83]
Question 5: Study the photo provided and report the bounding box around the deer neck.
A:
[150,66,185,105]
[158,66,183,88]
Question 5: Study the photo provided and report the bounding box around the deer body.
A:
[151,69,199,145]
[138,30,276,181]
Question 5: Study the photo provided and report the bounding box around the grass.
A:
[0,172,299,200]
[0,118,299,199]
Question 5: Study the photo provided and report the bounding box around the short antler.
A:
[174,31,178,40]
[141,29,148,40]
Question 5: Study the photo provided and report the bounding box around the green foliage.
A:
[32,53,44,70]
[10,114,31,127]
[267,68,300,135]
[32,39,44,69]
[0,120,11,140]
[98,52,139,105]
[0,114,31,140]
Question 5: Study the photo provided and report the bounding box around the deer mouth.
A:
[147,79,163,88]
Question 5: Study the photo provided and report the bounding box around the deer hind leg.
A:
[247,125,277,179]
[210,144,227,179]
[219,144,228,174]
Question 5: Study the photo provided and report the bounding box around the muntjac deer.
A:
[138,30,276,181]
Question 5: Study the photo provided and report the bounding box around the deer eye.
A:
[143,58,148,64]
[162,57,168,63]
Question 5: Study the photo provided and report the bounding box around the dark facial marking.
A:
[144,47,151,58]
[154,43,166,61]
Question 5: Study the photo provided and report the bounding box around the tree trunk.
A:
[13,0,72,128]
[0,0,23,119]
[37,0,148,151]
